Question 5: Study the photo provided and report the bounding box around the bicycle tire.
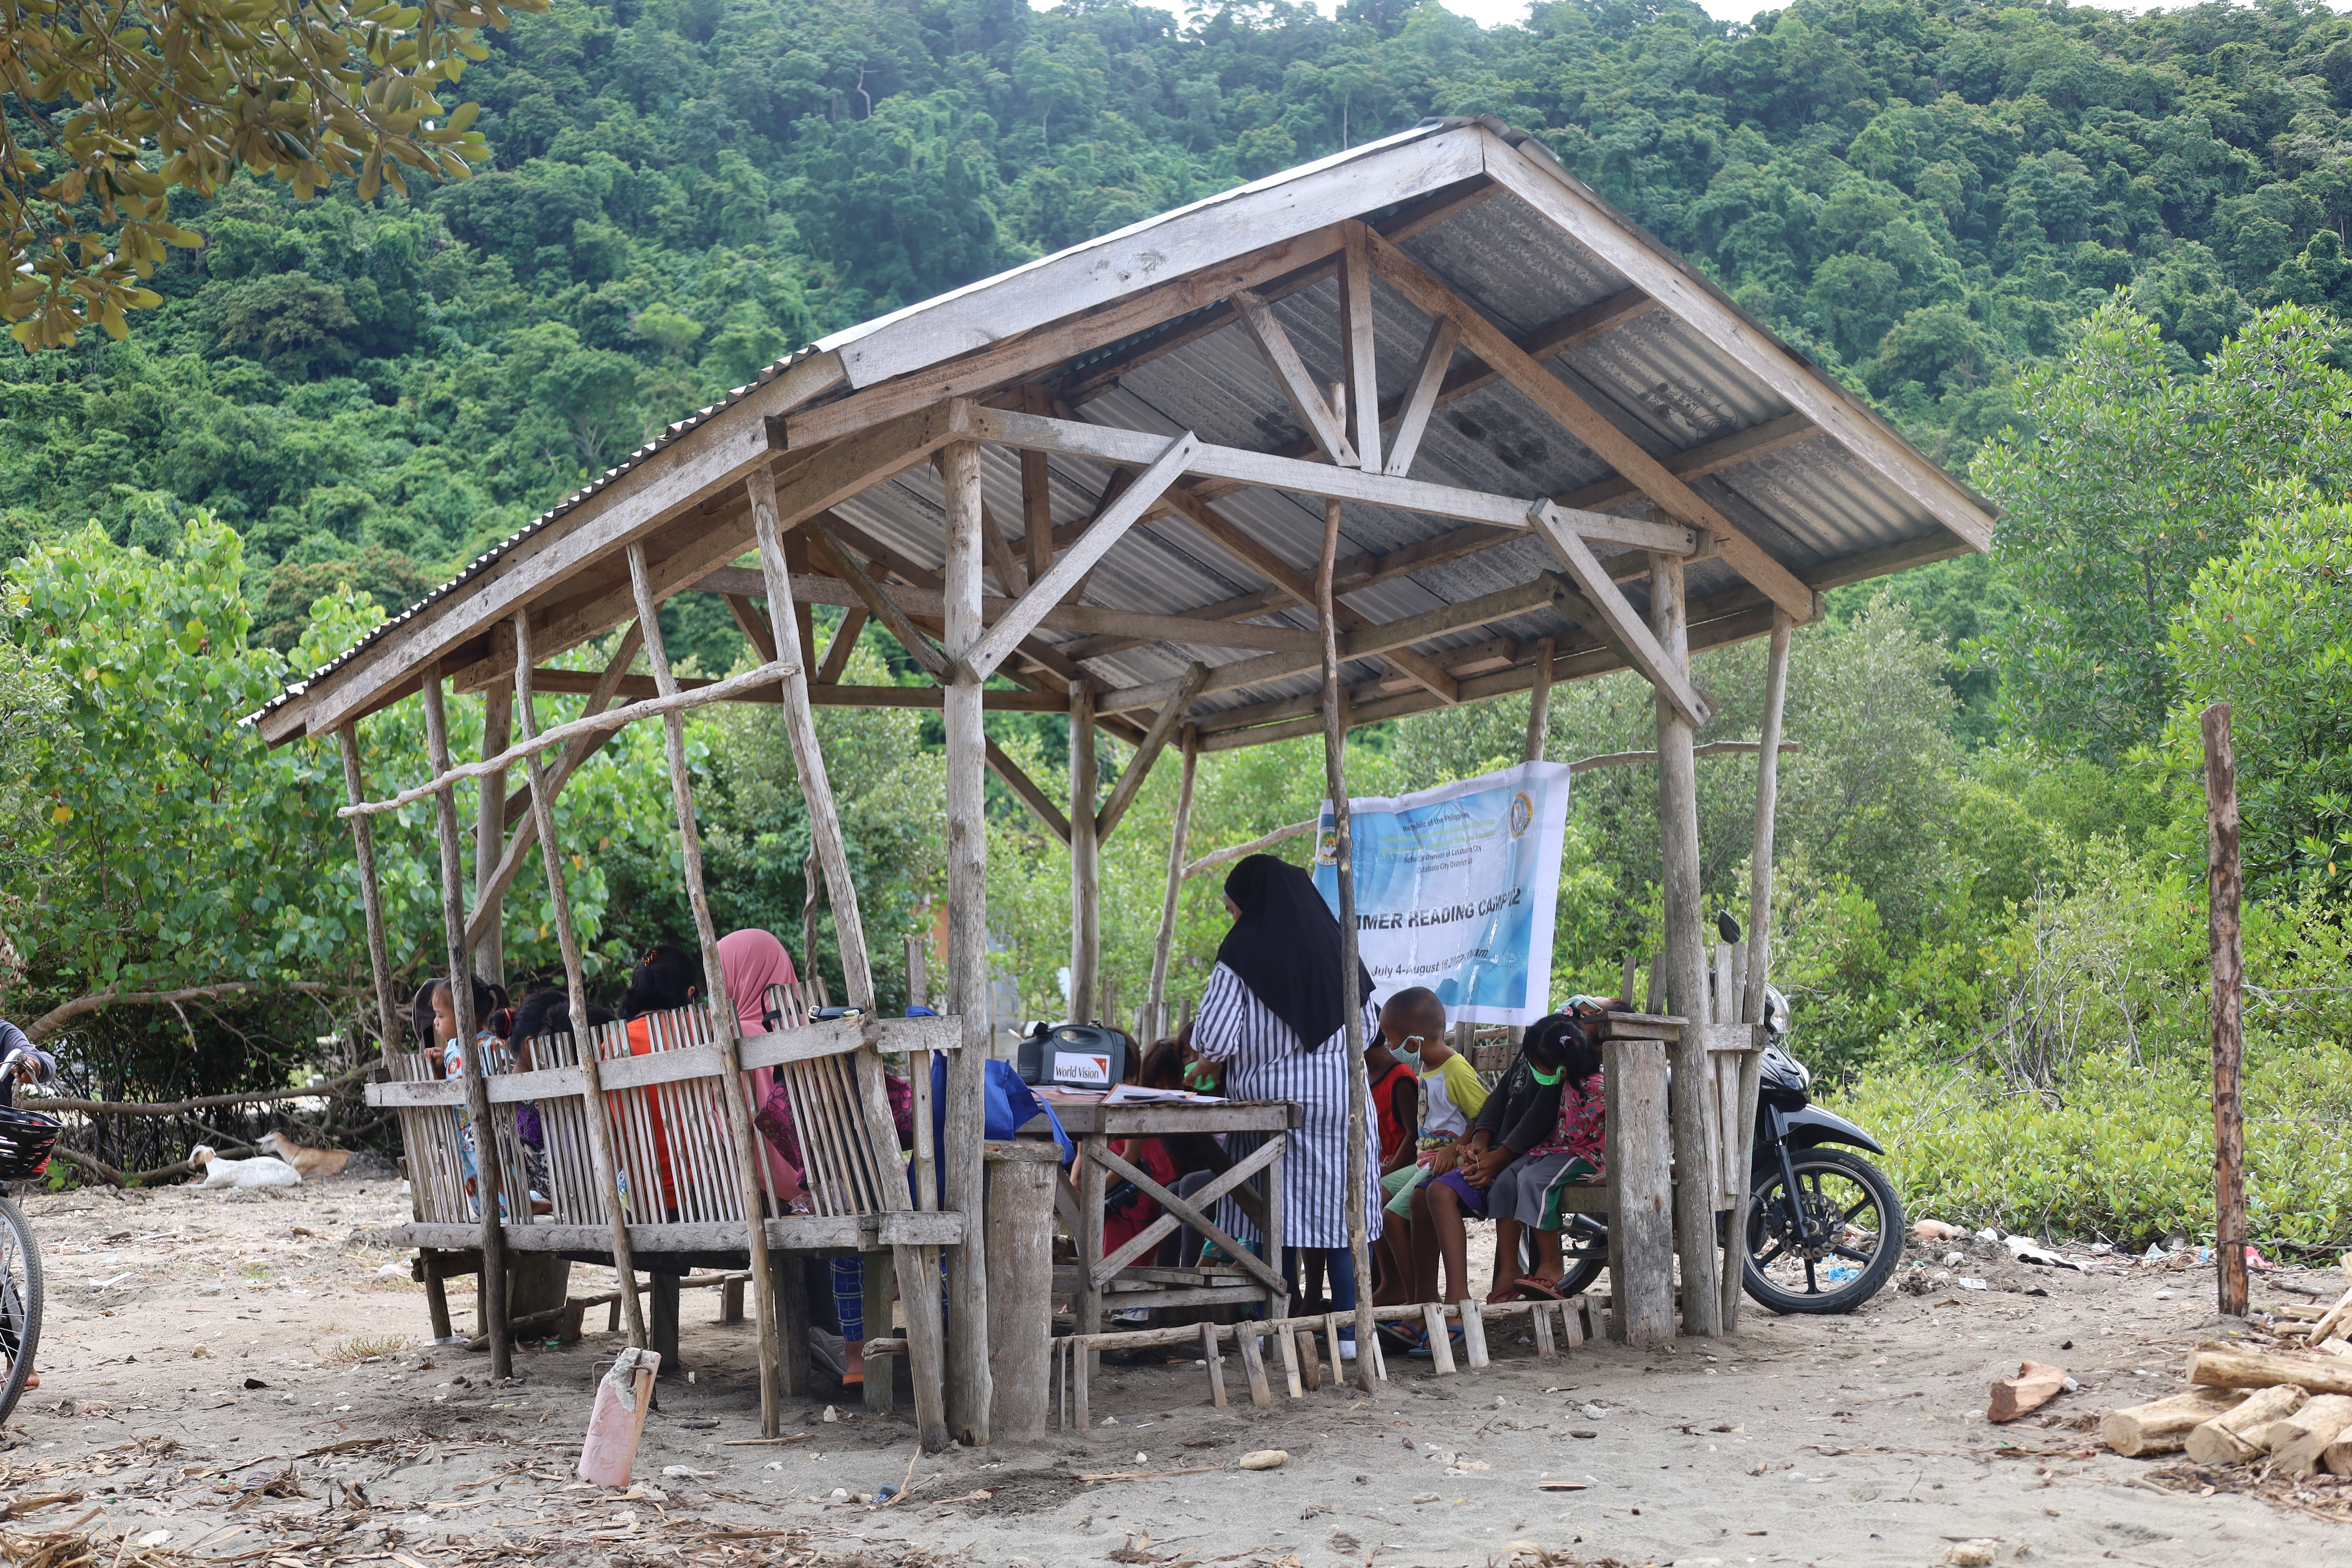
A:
[1741,1148,1905,1315]
[0,1196,43,1426]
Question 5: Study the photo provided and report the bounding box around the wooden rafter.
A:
[1189,285,1660,501]
[1384,315,1459,479]
[985,738,1073,844]
[962,432,1200,681]
[695,566,1317,655]
[805,517,954,681]
[1233,288,1357,467]
[1338,225,1382,473]
[1359,225,1817,622]
[1096,663,1211,843]
[815,607,866,684]
[966,405,1697,555]
[1098,573,1570,715]
[1051,176,1499,407]
[1527,503,1708,727]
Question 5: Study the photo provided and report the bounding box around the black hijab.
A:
[1215,854,1374,1051]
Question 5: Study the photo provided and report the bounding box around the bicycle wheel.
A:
[0,1196,42,1426]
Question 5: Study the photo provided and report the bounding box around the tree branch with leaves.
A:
[2,0,545,348]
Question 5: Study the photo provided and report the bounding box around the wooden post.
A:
[1523,636,1555,764]
[1724,610,1789,1331]
[513,613,646,1349]
[1606,1034,1676,1346]
[748,468,878,1010]
[473,687,512,985]
[984,1141,1058,1441]
[421,668,509,1379]
[938,437,995,1446]
[1648,550,1721,1337]
[1316,499,1378,1392]
[1742,611,1792,1022]
[1069,677,1099,1023]
[2202,702,2249,1321]
[625,542,786,1435]
[1147,724,1197,1045]
[335,724,402,1068]
[906,933,929,1012]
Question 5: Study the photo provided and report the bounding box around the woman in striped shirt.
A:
[1192,854,1381,1353]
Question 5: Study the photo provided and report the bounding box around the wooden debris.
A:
[2188,1344,2352,1398]
[1988,1360,2072,1423]
[2101,1387,2248,1456]
[2184,1383,2307,1467]
[2328,1431,2352,1478]
[2271,1393,2352,1478]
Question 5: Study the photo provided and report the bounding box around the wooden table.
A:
[1038,1098,1302,1357]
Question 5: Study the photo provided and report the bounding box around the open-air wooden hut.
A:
[252,115,1995,1450]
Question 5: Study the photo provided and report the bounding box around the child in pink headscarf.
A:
[718,928,803,1205]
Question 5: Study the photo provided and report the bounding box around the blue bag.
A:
[929,1055,1075,1167]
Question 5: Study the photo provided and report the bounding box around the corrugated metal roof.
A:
[256,116,1992,738]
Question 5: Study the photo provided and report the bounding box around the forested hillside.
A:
[11,0,2352,664]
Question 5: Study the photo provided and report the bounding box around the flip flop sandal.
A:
[1406,1325,1465,1359]
[1375,1321,1420,1355]
[1513,1276,1567,1302]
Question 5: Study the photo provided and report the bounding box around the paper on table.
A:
[1104,1084,1228,1106]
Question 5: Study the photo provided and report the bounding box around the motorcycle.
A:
[1545,941,1907,1315]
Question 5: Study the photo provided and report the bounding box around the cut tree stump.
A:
[2184,1383,2308,1467]
[2101,1387,2248,1456]
[2271,1393,2352,1478]
[2327,1432,2352,1479]
[2187,1345,2352,1398]
[1989,1361,2072,1423]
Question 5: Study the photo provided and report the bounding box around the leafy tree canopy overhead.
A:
[2,0,544,349]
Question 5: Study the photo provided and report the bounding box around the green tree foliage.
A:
[2168,490,2352,897]
[1972,302,2352,762]
[2,0,538,347]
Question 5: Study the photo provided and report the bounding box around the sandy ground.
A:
[1,1177,2345,1568]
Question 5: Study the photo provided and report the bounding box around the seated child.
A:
[1407,1014,1566,1313]
[1372,988,1482,1306]
[1503,1002,1616,1300]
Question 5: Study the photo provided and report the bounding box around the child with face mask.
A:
[1371,987,1486,1307]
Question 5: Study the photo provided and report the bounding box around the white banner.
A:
[1312,760,1572,1027]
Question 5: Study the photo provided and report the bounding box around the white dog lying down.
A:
[187,1144,302,1188]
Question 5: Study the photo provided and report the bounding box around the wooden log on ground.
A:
[2187,1345,2352,1398]
[1988,1361,2072,1423]
[2101,1387,2248,1457]
[1295,1329,1322,1393]
[2184,1383,2308,1467]
[2272,1393,2352,1478]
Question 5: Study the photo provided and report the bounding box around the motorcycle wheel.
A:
[1741,1147,1905,1315]
[1554,1215,1608,1298]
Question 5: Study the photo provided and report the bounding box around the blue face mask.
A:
[1391,1035,1425,1069]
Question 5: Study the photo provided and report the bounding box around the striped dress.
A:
[1193,962,1383,1250]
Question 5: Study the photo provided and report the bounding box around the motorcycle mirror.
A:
[1715,910,1743,943]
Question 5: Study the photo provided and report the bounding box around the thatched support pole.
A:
[473,687,512,985]
[1317,499,1378,1390]
[625,542,786,1435]
[1069,679,1100,1022]
[512,612,646,1349]
[939,437,995,1446]
[336,722,401,1068]
[1648,549,1721,1337]
[422,666,510,1377]
[1147,725,1200,1041]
